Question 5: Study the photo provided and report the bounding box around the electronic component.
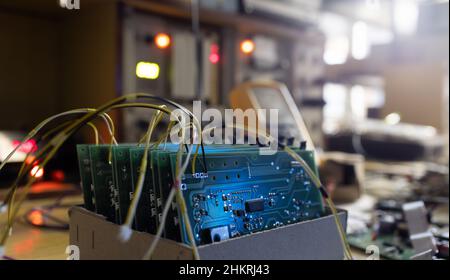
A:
[233,209,245,217]
[88,145,118,223]
[403,201,437,256]
[154,33,171,49]
[77,144,324,247]
[230,81,316,152]
[240,39,255,55]
[136,62,160,80]
[2,89,351,260]
[245,198,265,213]
[76,145,95,212]
[171,147,324,245]
[348,200,448,260]
[208,226,230,243]
[111,145,135,224]
[129,148,156,233]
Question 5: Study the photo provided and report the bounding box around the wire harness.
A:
[0,94,352,260]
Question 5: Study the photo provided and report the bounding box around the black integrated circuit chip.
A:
[245,198,265,213]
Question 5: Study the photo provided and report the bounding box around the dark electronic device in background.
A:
[326,121,444,162]
[121,9,221,142]
[120,6,326,149]
[348,200,449,260]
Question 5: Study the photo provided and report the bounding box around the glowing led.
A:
[52,170,66,182]
[28,210,44,226]
[154,33,171,49]
[210,44,219,54]
[209,53,220,64]
[240,39,255,55]
[136,62,160,80]
[25,156,36,165]
[30,165,44,179]
[209,43,220,64]
[12,139,37,153]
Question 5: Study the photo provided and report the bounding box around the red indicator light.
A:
[209,53,220,64]
[209,44,220,64]
[51,170,66,182]
[210,44,219,54]
[12,139,37,154]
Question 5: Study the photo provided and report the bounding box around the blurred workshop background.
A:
[0,0,448,260]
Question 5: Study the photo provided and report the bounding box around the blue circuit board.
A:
[170,149,324,245]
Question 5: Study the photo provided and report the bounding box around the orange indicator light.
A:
[240,39,255,55]
[154,33,171,49]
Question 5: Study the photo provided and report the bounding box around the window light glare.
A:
[394,0,419,35]
[352,21,370,60]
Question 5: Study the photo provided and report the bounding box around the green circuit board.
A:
[129,148,156,233]
[88,145,119,223]
[78,144,324,246]
[154,149,180,240]
[76,145,95,212]
[111,145,135,224]
[348,230,416,260]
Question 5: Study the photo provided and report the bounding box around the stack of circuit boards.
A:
[77,144,324,245]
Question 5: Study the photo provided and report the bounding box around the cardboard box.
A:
[69,206,347,260]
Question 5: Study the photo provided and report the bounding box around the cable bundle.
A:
[0,94,352,260]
